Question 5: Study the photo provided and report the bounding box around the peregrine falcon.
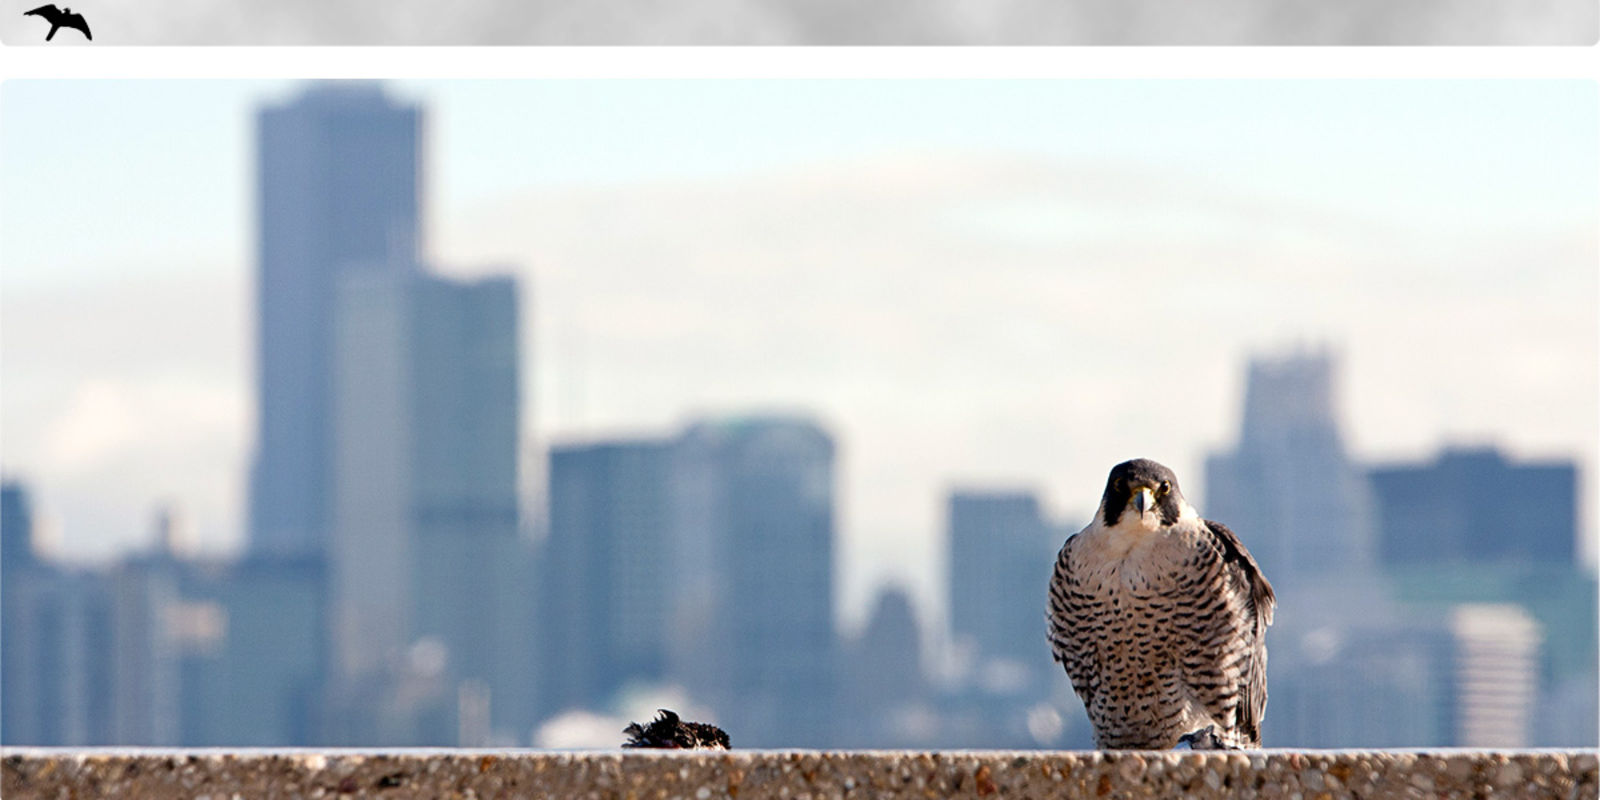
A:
[1047,459,1275,749]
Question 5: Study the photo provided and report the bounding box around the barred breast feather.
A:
[1047,516,1274,749]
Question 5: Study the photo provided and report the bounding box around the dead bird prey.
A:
[1048,459,1275,749]
[622,709,730,750]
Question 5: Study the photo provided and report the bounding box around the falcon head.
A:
[1099,458,1187,529]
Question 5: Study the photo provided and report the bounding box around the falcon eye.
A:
[1158,481,1171,495]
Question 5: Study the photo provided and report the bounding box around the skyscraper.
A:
[250,82,422,558]
[1,571,113,745]
[108,549,188,744]
[1268,620,1454,747]
[1450,604,1542,747]
[1,485,114,746]
[1204,348,1373,580]
[1369,447,1578,566]
[2,480,37,570]
[329,266,530,741]
[403,273,529,740]
[182,555,326,746]
[946,489,1058,669]
[668,416,838,746]
[838,586,927,747]
[1366,447,1594,748]
[542,438,675,712]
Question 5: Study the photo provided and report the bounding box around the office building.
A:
[2,481,37,571]
[329,267,530,741]
[838,586,927,747]
[542,438,675,712]
[947,490,1058,670]
[1370,447,1578,566]
[1,539,114,745]
[1204,348,1373,580]
[250,82,422,558]
[1449,604,1542,748]
[179,556,327,745]
[667,416,838,746]
[1268,619,1454,748]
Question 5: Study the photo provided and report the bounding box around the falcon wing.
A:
[63,11,89,38]
[1197,519,1275,745]
[1046,533,1101,709]
[25,5,62,22]
[1204,519,1275,627]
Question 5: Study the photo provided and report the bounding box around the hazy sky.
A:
[2,80,1595,630]
[0,0,1592,44]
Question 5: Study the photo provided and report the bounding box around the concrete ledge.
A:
[3,748,1596,799]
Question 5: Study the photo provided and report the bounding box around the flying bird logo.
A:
[23,4,91,41]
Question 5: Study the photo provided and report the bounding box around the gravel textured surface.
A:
[3,748,1596,799]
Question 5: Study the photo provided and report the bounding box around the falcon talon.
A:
[1048,459,1276,750]
[1175,725,1230,750]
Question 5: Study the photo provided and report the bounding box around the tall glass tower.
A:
[946,490,1056,666]
[668,416,838,746]
[250,82,421,557]
[329,267,531,739]
[542,438,675,712]
[1204,347,1373,580]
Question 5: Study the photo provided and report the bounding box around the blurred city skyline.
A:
[2,82,1593,750]
[2,80,1595,631]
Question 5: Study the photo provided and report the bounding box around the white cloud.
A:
[36,378,242,476]
[37,381,144,474]
[434,153,1597,626]
[2,270,249,562]
[1,151,1592,612]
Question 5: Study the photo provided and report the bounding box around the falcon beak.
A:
[1132,487,1154,515]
